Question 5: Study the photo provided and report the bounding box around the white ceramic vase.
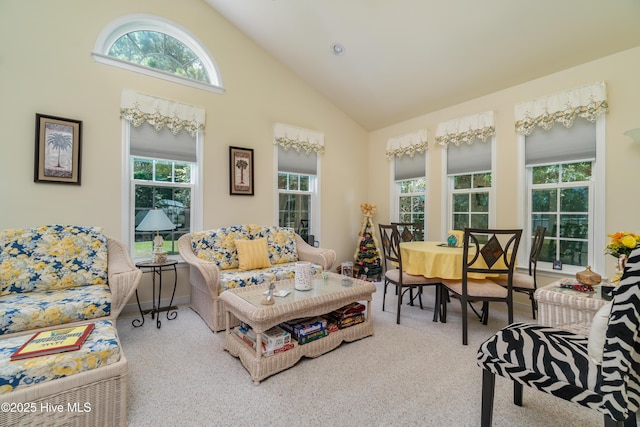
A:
[294,261,312,291]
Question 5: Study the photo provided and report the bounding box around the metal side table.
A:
[133,260,178,329]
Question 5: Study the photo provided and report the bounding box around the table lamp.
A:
[136,208,175,263]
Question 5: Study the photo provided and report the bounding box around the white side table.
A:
[535,281,609,335]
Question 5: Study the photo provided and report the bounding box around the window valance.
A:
[514,81,607,135]
[120,89,205,138]
[385,129,428,159]
[435,111,495,146]
[273,123,325,154]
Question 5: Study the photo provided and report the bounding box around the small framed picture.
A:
[34,113,82,185]
[553,259,563,270]
[229,146,254,196]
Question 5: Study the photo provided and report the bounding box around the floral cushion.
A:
[0,320,120,395]
[191,224,299,269]
[250,225,299,265]
[0,225,108,296]
[0,284,111,335]
[191,225,250,270]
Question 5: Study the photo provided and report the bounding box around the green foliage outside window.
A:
[109,30,210,83]
[531,161,592,266]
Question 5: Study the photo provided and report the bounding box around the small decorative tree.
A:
[354,202,382,281]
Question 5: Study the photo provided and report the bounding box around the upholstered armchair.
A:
[477,248,640,426]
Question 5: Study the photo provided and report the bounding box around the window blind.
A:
[447,140,491,175]
[525,118,596,166]
[394,152,425,181]
[130,122,196,163]
[278,145,317,175]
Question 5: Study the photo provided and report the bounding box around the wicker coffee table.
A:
[535,281,609,335]
[219,272,376,384]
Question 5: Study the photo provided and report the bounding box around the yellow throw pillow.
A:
[235,238,272,271]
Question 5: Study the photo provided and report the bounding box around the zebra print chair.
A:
[477,248,640,427]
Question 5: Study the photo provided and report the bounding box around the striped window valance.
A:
[120,90,205,137]
[385,129,428,159]
[435,111,495,146]
[514,81,608,135]
[273,123,325,154]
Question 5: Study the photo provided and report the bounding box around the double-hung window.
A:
[516,81,607,274]
[274,123,324,245]
[121,91,204,260]
[394,153,426,228]
[387,130,429,236]
[437,112,495,236]
[525,118,600,271]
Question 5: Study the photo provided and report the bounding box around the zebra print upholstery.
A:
[477,248,640,426]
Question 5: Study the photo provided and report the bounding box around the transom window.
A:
[93,15,223,93]
[109,31,210,83]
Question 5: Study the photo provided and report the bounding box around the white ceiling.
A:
[205,0,640,131]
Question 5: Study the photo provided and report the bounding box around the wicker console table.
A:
[535,281,609,336]
[219,273,376,384]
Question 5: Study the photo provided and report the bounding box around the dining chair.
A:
[391,221,425,305]
[477,247,640,427]
[441,228,522,345]
[493,225,546,319]
[379,224,442,324]
[391,222,424,242]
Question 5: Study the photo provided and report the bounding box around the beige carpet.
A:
[117,285,602,426]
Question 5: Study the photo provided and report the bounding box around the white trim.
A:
[593,118,606,274]
[121,121,132,244]
[92,14,224,92]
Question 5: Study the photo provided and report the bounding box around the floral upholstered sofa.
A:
[178,224,336,331]
[0,224,142,338]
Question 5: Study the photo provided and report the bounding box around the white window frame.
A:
[441,137,496,240]
[389,152,428,237]
[92,14,224,94]
[448,172,493,231]
[273,147,321,244]
[121,122,203,260]
[517,116,606,275]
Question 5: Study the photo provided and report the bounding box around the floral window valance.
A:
[385,129,428,159]
[435,111,495,146]
[514,81,607,135]
[120,89,205,138]
[273,123,325,154]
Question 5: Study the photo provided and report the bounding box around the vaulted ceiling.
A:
[205,0,640,131]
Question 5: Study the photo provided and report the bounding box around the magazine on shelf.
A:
[10,323,95,361]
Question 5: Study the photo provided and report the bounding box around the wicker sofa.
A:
[0,224,140,425]
[178,224,336,331]
[0,224,142,338]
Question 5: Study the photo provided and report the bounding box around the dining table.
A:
[400,241,507,280]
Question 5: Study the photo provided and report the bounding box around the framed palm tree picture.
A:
[34,113,82,184]
[229,146,254,195]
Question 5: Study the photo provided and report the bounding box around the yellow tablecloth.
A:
[400,241,506,280]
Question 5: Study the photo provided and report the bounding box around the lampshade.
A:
[136,209,175,232]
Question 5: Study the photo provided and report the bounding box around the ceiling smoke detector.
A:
[330,43,345,56]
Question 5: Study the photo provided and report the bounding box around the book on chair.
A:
[10,323,95,361]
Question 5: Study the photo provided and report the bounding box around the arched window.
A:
[92,14,223,93]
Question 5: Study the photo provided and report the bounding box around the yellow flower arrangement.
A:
[605,231,640,258]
